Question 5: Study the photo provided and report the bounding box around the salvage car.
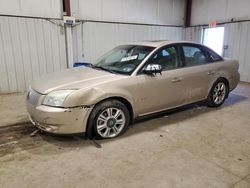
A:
[26,41,240,138]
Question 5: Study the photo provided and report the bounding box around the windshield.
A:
[93,45,155,75]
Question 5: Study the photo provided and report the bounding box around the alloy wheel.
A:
[96,107,126,138]
[213,82,226,105]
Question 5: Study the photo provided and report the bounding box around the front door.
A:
[136,45,186,116]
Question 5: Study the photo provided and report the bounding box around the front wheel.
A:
[207,79,229,107]
[87,100,130,139]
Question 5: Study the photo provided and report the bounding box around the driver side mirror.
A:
[142,64,163,75]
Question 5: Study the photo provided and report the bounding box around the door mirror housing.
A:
[143,64,163,75]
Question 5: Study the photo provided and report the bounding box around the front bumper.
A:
[26,101,93,134]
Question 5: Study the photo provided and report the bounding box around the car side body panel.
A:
[63,76,140,114]
[136,69,188,115]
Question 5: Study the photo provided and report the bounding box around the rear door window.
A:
[205,47,223,62]
[182,45,208,66]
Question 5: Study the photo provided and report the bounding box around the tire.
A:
[207,78,229,107]
[87,100,130,139]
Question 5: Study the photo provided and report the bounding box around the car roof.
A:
[125,40,201,48]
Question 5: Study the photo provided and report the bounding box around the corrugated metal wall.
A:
[0,0,186,93]
[72,22,185,63]
[0,16,67,93]
[70,0,185,26]
[71,0,186,63]
[191,0,250,26]
[185,26,203,43]
[223,22,250,82]
[185,22,250,82]
[0,0,62,19]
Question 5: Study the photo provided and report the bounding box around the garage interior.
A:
[0,0,250,187]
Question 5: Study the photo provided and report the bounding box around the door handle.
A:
[207,70,215,75]
[171,77,182,83]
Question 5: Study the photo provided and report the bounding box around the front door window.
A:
[149,46,179,71]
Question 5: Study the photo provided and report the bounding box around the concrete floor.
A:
[0,82,249,188]
[0,92,28,127]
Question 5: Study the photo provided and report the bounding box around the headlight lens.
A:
[42,90,74,107]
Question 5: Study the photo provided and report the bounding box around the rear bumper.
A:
[229,72,240,91]
[26,102,93,134]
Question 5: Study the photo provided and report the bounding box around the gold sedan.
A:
[26,41,240,139]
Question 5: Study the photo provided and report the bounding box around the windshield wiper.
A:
[92,65,118,74]
[82,62,118,74]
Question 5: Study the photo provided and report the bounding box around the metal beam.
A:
[65,26,74,68]
[62,0,73,68]
[185,0,192,27]
[63,0,71,16]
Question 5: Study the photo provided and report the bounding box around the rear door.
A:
[178,44,217,104]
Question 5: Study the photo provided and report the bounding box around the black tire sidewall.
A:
[87,100,130,139]
[207,79,229,107]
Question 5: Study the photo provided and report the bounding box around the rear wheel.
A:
[88,100,130,139]
[207,78,229,107]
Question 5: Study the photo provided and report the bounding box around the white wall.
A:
[0,0,62,18]
[0,16,67,93]
[0,0,65,93]
[185,26,203,43]
[71,0,185,26]
[223,22,250,82]
[72,22,184,63]
[191,0,250,26]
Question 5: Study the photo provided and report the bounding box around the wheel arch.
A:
[85,96,134,138]
[218,77,230,97]
[208,77,230,99]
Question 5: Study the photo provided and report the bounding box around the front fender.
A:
[63,87,136,110]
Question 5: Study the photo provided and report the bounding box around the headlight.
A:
[42,90,74,107]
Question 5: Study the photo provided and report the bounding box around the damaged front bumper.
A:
[26,102,93,134]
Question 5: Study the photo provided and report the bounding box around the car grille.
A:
[27,89,42,106]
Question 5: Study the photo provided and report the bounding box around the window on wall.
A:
[202,27,225,56]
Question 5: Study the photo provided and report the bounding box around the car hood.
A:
[31,66,121,94]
